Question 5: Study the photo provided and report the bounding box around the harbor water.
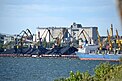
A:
[0,57,119,81]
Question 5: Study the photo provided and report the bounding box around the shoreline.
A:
[0,54,78,59]
[0,53,121,61]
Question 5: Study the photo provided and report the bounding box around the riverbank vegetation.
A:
[55,59,122,81]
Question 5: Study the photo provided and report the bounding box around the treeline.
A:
[55,61,122,81]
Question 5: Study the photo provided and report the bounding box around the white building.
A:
[36,27,68,43]
[69,22,98,45]
[35,22,98,47]
[4,35,14,44]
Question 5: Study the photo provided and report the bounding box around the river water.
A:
[0,57,119,81]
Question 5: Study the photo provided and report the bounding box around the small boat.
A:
[31,55,38,58]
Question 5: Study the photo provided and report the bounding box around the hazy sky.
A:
[0,0,122,36]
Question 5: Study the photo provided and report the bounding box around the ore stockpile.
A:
[0,45,78,55]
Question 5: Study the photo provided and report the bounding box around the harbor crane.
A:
[40,28,73,47]
[14,29,33,54]
[38,28,67,47]
[96,29,103,51]
[78,29,91,45]
[115,29,122,52]
[53,29,71,47]
[107,29,113,52]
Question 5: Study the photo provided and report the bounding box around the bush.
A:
[94,62,113,81]
[119,56,122,63]
[55,63,122,81]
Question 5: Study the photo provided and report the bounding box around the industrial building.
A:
[4,35,14,44]
[36,22,98,47]
[0,33,15,50]
[36,27,68,42]
[70,22,98,45]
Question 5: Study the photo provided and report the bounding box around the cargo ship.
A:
[75,44,122,61]
[75,24,122,61]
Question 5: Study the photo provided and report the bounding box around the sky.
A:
[0,0,122,36]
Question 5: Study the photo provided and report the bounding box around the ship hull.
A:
[76,52,122,61]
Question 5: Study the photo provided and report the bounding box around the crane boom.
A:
[116,29,119,39]
[107,30,112,51]
[96,29,103,50]
[78,29,89,44]
[40,29,47,38]
[116,29,121,50]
